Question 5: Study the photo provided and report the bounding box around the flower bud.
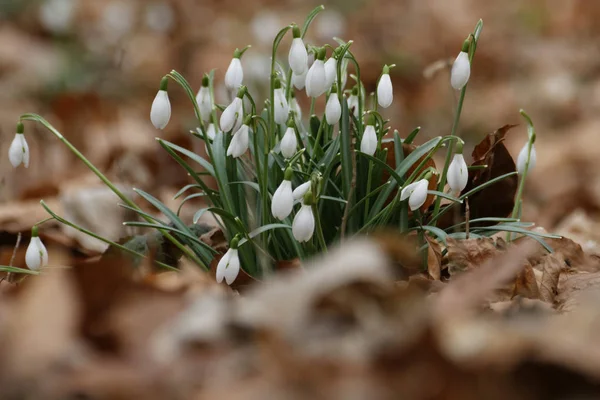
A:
[196,75,212,123]
[517,142,536,175]
[8,122,29,168]
[325,88,341,126]
[273,79,289,125]
[292,68,308,90]
[227,124,249,158]
[206,123,218,140]
[25,226,48,271]
[377,65,393,108]
[324,57,337,91]
[347,86,359,117]
[305,48,327,98]
[400,179,429,211]
[220,96,243,133]
[225,49,245,90]
[150,77,171,129]
[288,25,308,75]
[280,126,297,159]
[272,173,294,220]
[292,193,315,242]
[450,50,470,90]
[216,241,240,285]
[290,92,302,121]
[447,153,468,193]
[360,124,377,156]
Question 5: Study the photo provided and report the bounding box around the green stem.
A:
[312,203,328,253]
[363,161,374,224]
[20,114,206,269]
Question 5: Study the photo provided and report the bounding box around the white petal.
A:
[280,127,297,159]
[450,51,471,90]
[290,98,302,120]
[274,88,289,125]
[150,90,171,129]
[447,154,469,193]
[25,236,48,271]
[288,37,308,75]
[292,181,311,200]
[360,125,377,156]
[220,98,242,133]
[227,124,249,158]
[271,180,294,220]
[347,95,359,117]
[292,69,307,90]
[325,94,341,125]
[292,204,315,242]
[223,249,240,285]
[324,58,337,90]
[377,73,393,108]
[196,86,212,122]
[517,143,536,175]
[408,180,429,211]
[305,60,326,98]
[206,123,217,140]
[215,250,231,283]
[8,134,29,168]
[400,181,419,201]
[225,58,244,90]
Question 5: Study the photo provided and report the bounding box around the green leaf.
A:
[301,5,325,38]
[173,184,204,200]
[404,126,421,144]
[427,190,462,203]
[0,265,40,275]
[177,193,207,215]
[444,217,520,232]
[412,225,448,245]
[320,195,347,204]
[123,221,217,254]
[459,172,518,200]
[238,223,293,247]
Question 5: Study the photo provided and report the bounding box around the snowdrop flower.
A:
[292,68,308,90]
[196,75,212,123]
[517,142,536,175]
[271,168,294,220]
[450,41,471,90]
[25,226,48,271]
[280,123,297,159]
[220,87,245,133]
[292,191,315,242]
[9,122,29,168]
[225,48,247,90]
[305,48,327,98]
[216,237,241,285]
[347,86,360,117]
[325,85,341,125]
[360,123,377,156]
[292,181,311,200]
[377,65,394,108]
[150,77,171,129]
[447,149,468,193]
[273,78,289,125]
[206,123,217,140]
[288,24,308,75]
[324,57,337,91]
[400,179,430,211]
[227,120,250,158]
[290,92,302,121]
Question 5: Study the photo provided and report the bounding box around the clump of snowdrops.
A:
[9,6,550,284]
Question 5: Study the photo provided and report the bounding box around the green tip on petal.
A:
[31,225,39,237]
[454,139,464,154]
[316,47,326,61]
[461,38,471,52]
[236,85,247,98]
[284,167,294,181]
[382,65,390,75]
[201,75,209,87]
[230,236,240,249]
[286,115,295,128]
[303,190,313,205]
[159,76,169,91]
[16,121,24,134]
[243,114,252,125]
[292,24,301,38]
[331,83,338,94]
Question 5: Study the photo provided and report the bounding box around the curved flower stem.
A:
[19,114,206,269]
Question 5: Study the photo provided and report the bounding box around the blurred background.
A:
[1,0,600,255]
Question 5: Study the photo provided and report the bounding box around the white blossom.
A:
[225,57,244,90]
[347,93,359,117]
[360,124,377,156]
[290,96,302,121]
[288,37,308,75]
[196,85,212,123]
[8,133,29,168]
[220,97,243,133]
[292,181,311,200]
[280,127,297,159]
[25,235,48,271]
[216,248,240,285]
[517,143,536,175]
[150,90,171,129]
[274,87,289,125]
[325,93,341,125]
[377,72,393,108]
[292,204,315,242]
[400,179,429,211]
[324,57,337,91]
[271,179,294,220]
[206,123,217,140]
[447,153,468,193]
[305,59,327,98]
[450,51,470,90]
[292,69,308,90]
[227,124,249,158]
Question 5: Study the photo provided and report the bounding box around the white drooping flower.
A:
[447,153,468,193]
[292,68,308,90]
[25,227,48,271]
[324,57,337,91]
[280,126,297,159]
[225,50,244,90]
[360,124,377,156]
[377,65,393,108]
[347,86,360,117]
[196,75,212,122]
[292,200,315,242]
[292,181,311,200]
[325,90,341,126]
[220,96,243,133]
[216,246,240,285]
[450,51,471,90]
[9,123,29,168]
[272,174,294,220]
[227,124,250,158]
[288,26,308,75]
[206,123,217,140]
[400,179,430,211]
[274,81,289,125]
[305,49,327,98]
[290,95,302,121]
[150,77,171,129]
[517,142,536,175]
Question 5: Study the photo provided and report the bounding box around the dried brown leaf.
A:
[445,237,501,276]
[427,240,442,280]
[512,262,540,300]
[538,253,566,304]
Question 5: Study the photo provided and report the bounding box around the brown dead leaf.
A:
[427,240,442,280]
[527,235,600,272]
[555,271,600,313]
[512,262,540,299]
[538,253,566,304]
[445,237,501,276]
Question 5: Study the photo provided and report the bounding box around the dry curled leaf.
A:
[512,262,540,300]
[538,253,565,304]
[445,237,501,276]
